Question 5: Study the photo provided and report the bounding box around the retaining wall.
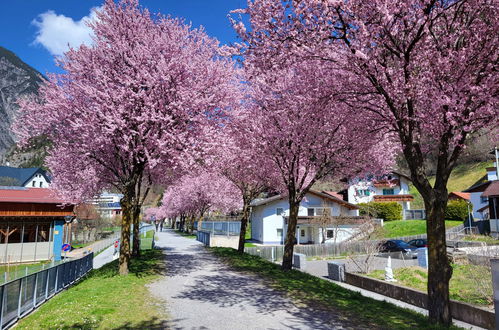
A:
[345,272,495,329]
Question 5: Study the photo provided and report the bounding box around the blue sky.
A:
[0,0,247,75]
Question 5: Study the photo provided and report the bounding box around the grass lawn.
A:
[72,242,92,249]
[462,234,499,244]
[175,230,196,239]
[139,230,155,250]
[244,226,256,247]
[212,247,460,329]
[383,220,463,238]
[0,261,51,284]
[16,250,166,329]
[368,264,492,306]
[410,162,492,209]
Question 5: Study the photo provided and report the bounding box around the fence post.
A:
[0,285,4,329]
[54,265,59,293]
[17,278,23,318]
[32,272,38,308]
[45,269,50,300]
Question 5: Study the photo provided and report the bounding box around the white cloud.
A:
[32,7,101,56]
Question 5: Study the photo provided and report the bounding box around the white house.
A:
[464,164,498,220]
[89,192,123,219]
[250,190,361,245]
[0,166,50,188]
[342,171,414,219]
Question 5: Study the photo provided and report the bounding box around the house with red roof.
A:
[0,187,73,263]
[340,172,414,219]
[448,192,471,201]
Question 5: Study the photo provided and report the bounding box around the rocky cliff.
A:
[0,46,44,164]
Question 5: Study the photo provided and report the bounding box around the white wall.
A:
[25,173,50,188]
[0,242,53,263]
[252,193,358,244]
[347,174,412,212]
[487,163,498,181]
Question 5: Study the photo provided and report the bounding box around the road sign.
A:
[114,240,119,248]
[62,243,71,252]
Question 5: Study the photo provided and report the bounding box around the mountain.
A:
[0,46,44,163]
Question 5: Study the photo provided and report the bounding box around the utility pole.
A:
[495,146,498,180]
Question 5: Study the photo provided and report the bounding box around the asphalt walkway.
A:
[150,229,362,330]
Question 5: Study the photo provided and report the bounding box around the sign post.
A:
[62,243,71,261]
[114,239,119,257]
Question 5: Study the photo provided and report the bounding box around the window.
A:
[358,189,370,196]
[315,208,331,216]
[481,196,488,203]
[32,181,36,187]
[300,229,305,237]
[326,230,334,239]
[39,182,43,188]
[383,189,395,195]
[277,229,283,237]
[276,208,284,216]
[307,208,315,216]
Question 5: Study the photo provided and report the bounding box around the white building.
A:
[250,190,360,245]
[0,166,50,188]
[342,171,414,219]
[89,192,123,219]
[464,164,498,220]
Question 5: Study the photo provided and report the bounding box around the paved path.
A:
[93,245,118,269]
[150,229,361,330]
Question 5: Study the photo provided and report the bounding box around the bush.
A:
[445,200,468,221]
[358,202,402,221]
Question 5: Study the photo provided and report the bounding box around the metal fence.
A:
[244,224,473,261]
[245,241,371,261]
[199,221,240,236]
[0,252,93,329]
[405,209,426,220]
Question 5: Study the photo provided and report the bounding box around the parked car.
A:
[407,239,428,248]
[379,240,418,258]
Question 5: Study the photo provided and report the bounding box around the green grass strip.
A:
[211,247,461,330]
[16,250,166,329]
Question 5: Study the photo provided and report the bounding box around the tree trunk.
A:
[425,190,452,325]
[132,205,141,257]
[188,216,195,234]
[119,196,132,275]
[237,201,251,253]
[282,201,299,270]
[179,215,185,232]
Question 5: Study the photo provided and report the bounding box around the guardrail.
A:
[0,253,93,329]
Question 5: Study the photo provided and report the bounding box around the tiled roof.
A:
[482,181,499,197]
[449,192,471,201]
[322,191,343,200]
[251,190,359,210]
[0,187,67,204]
[373,194,414,202]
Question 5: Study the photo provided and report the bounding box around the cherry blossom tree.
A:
[160,171,242,233]
[231,0,498,324]
[238,59,394,270]
[15,0,240,275]
[206,119,277,252]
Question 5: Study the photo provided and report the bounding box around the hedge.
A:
[445,200,469,221]
[358,202,403,221]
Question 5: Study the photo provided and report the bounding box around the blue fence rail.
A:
[0,253,93,329]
